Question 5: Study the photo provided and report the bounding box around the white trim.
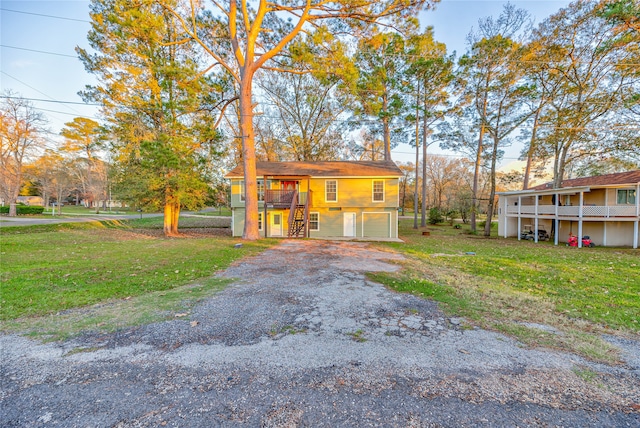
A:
[362,211,392,238]
[372,179,385,202]
[309,211,320,231]
[325,179,338,203]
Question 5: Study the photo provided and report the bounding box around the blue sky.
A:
[1,0,571,165]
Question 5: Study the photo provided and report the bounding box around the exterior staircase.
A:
[287,190,309,238]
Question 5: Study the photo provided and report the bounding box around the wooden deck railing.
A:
[506,205,637,218]
[264,189,310,206]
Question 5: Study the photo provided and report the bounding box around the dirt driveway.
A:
[1,240,639,427]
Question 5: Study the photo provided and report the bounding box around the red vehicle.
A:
[567,234,595,247]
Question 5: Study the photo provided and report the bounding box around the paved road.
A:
[1,240,638,427]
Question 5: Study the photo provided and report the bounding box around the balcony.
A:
[264,190,311,208]
[506,205,638,218]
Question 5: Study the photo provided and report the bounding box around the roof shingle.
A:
[528,170,640,190]
[225,161,403,178]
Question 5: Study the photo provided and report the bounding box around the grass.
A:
[370,220,639,363]
[0,218,274,338]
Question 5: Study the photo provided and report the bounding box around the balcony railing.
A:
[506,205,637,218]
[264,190,310,207]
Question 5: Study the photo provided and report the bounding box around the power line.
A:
[0,96,100,106]
[1,71,88,118]
[0,8,90,23]
[1,44,77,59]
[36,107,99,120]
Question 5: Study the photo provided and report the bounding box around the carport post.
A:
[578,191,584,248]
[517,196,522,241]
[534,195,539,243]
[554,192,559,246]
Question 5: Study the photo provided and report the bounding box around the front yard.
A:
[1,217,637,362]
[371,220,639,362]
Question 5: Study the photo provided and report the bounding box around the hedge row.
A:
[0,205,45,215]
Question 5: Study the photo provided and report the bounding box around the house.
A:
[16,196,44,206]
[225,161,403,240]
[497,170,640,248]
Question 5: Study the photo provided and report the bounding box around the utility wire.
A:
[0,96,100,106]
[1,71,88,118]
[0,8,90,23]
[1,44,77,58]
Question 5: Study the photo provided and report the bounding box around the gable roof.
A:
[528,170,640,191]
[225,161,403,178]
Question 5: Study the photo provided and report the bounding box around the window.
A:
[372,180,385,202]
[309,212,319,231]
[617,189,636,205]
[240,179,269,202]
[257,180,264,201]
[325,180,337,202]
[258,212,263,231]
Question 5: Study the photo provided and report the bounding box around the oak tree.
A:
[160,0,438,240]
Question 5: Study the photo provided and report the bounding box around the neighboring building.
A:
[497,170,640,248]
[16,196,44,206]
[225,161,403,240]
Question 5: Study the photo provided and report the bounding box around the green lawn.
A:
[371,220,639,362]
[0,219,272,325]
[1,217,638,362]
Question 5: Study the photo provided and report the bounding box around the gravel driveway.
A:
[1,240,639,427]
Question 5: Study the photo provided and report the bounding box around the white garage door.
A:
[362,213,390,238]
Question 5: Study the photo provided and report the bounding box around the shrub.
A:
[428,207,444,225]
[0,205,45,215]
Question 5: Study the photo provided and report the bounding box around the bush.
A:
[0,205,45,215]
[428,207,444,225]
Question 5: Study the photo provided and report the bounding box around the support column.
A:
[634,221,638,249]
[517,196,522,241]
[534,195,539,243]
[554,192,559,246]
[503,197,508,238]
[578,191,584,248]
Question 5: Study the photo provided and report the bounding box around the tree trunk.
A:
[522,107,541,190]
[470,123,485,233]
[420,106,429,228]
[239,69,260,240]
[9,202,17,217]
[413,85,420,229]
[163,199,180,237]
[484,134,500,237]
[383,115,391,162]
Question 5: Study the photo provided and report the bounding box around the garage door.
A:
[362,213,390,238]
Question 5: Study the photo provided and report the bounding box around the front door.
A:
[271,213,283,237]
[343,212,356,237]
[282,181,297,191]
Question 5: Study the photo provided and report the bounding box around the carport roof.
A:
[225,161,403,178]
[527,170,640,191]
